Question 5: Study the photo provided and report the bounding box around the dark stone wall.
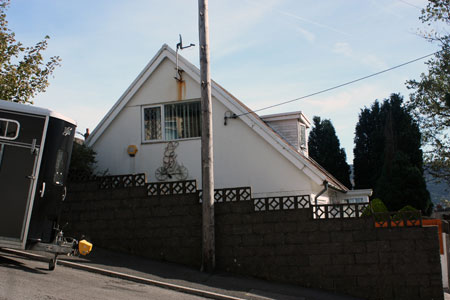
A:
[62,182,443,300]
[62,182,202,266]
[215,200,443,300]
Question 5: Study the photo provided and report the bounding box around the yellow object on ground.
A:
[78,240,93,256]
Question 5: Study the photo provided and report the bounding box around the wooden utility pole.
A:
[198,0,215,272]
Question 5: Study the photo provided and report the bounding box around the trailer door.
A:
[0,113,46,249]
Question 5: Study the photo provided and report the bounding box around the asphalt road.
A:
[0,252,208,300]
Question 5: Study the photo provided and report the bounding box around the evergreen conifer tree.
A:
[308,116,352,189]
[353,94,432,214]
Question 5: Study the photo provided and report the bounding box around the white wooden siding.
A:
[265,119,299,150]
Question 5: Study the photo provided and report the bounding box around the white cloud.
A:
[295,27,316,43]
[369,0,404,18]
[303,91,354,113]
[34,81,116,133]
[210,40,258,61]
[303,84,383,114]
[361,54,388,70]
[332,42,388,70]
[276,9,351,37]
[209,0,283,59]
[332,42,353,56]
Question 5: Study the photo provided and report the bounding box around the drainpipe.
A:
[314,180,329,206]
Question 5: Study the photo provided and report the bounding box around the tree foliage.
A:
[419,0,449,27]
[407,0,450,184]
[353,94,432,215]
[68,142,97,180]
[353,101,385,190]
[0,0,60,104]
[308,116,352,189]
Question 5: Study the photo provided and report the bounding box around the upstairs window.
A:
[0,118,20,140]
[143,106,162,140]
[143,101,201,142]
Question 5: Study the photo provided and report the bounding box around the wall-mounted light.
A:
[127,145,138,157]
[224,111,237,126]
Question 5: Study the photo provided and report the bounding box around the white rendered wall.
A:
[92,57,320,197]
[212,98,314,197]
[92,58,202,182]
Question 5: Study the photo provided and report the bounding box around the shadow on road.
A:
[0,254,47,275]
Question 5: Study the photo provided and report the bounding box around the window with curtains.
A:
[143,101,201,141]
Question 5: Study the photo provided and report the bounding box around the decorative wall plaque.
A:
[155,141,188,181]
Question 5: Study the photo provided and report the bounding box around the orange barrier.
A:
[374,220,421,228]
[375,219,443,254]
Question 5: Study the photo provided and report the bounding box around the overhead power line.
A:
[234,50,441,118]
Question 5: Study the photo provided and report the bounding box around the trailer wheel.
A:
[48,258,57,271]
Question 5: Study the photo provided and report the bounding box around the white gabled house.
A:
[86,44,371,204]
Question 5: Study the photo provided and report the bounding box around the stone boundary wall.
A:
[215,200,442,300]
[62,181,443,300]
[62,182,202,266]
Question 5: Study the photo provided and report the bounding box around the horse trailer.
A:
[0,100,91,269]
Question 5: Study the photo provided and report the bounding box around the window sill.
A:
[141,137,201,144]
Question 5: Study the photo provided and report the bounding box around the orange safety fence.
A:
[374,220,421,228]
[375,219,443,254]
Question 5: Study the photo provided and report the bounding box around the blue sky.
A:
[7,0,440,163]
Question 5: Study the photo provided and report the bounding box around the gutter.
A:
[314,180,329,206]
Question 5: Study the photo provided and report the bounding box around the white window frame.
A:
[141,100,202,143]
[0,118,20,140]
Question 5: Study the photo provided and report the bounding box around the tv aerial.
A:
[175,34,195,81]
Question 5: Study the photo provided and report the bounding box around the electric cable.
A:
[234,50,441,118]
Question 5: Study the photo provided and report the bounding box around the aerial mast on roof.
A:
[175,34,195,81]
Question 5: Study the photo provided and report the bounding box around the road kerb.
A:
[1,248,246,300]
[58,260,247,300]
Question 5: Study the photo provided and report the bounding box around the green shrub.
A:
[361,198,388,217]
[393,205,420,221]
[398,205,418,212]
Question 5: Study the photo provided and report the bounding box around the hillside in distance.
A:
[350,165,448,205]
[425,169,449,204]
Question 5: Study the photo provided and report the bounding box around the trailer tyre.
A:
[49,258,57,271]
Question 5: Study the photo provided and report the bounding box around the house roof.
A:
[260,111,311,128]
[86,44,349,193]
